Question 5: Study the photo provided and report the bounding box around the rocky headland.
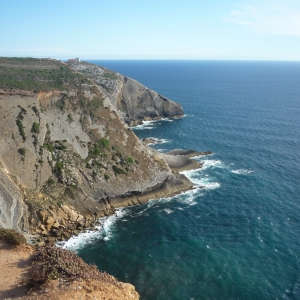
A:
[0,57,210,298]
[71,61,184,126]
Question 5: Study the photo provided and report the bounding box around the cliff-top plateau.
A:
[0,57,206,299]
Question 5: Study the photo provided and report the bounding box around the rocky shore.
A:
[27,149,209,246]
[0,150,207,299]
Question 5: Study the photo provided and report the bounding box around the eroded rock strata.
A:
[70,61,184,126]
[0,57,207,244]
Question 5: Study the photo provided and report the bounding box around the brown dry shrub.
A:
[28,244,119,286]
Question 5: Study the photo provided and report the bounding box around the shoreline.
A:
[0,153,206,300]
[28,149,211,246]
[60,151,210,250]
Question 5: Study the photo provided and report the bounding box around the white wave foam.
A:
[160,118,174,122]
[146,137,171,145]
[193,152,214,159]
[231,169,253,175]
[102,208,128,241]
[59,224,103,251]
[58,208,128,251]
[131,120,156,130]
[200,159,223,170]
[163,208,174,214]
[203,182,221,190]
[181,168,221,191]
[171,188,203,205]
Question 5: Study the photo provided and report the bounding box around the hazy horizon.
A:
[1,0,300,61]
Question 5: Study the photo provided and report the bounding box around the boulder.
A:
[38,210,48,223]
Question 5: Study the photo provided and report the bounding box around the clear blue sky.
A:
[1,0,299,60]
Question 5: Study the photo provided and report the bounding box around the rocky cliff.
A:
[0,58,198,241]
[71,61,184,126]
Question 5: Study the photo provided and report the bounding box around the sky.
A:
[1,0,300,60]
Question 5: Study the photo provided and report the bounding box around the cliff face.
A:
[0,58,193,237]
[71,62,184,126]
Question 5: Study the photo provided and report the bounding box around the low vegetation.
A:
[100,138,110,151]
[0,228,27,245]
[16,106,27,141]
[113,165,127,175]
[28,244,119,285]
[31,122,40,134]
[18,147,26,156]
[0,57,87,92]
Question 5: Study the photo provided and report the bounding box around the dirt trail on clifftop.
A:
[0,242,33,299]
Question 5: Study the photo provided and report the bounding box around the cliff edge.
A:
[0,58,199,241]
[71,61,184,126]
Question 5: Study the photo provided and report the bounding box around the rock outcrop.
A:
[71,62,184,126]
[0,58,198,240]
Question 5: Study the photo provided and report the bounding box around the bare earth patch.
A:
[0,241,33,299]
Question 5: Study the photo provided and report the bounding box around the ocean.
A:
[62,60,300,299]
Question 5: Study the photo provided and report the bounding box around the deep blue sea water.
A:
[63,61,300,299]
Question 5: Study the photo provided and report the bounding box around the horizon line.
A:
[1,56,300,62]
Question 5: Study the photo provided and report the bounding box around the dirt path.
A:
[0,242,33,299]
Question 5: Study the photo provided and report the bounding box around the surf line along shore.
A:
[59,148,213,249]
[111,149,213,208]
[28,144,212,247]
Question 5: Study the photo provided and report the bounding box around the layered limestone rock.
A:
[0,58,195,238]
[71,62,184,126]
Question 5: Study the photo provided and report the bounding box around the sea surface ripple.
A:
[64,61,300,300]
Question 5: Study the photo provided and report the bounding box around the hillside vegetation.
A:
[0,57,88,92]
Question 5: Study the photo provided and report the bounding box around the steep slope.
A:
[0,58,195,239]
[71,62,184,126]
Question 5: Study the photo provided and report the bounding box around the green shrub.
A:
[0,228,27,245]
[32,106,39,115]
[127,157,133,163]
[16,119,26,141]
[112,165,126,175]
[100,138,110,151]
[102,71,117,80]
[88,99,102,110]
[67,114,73,123]
[46,178,55,185]
[31,122,40,134]
[44,143,54,152]
[18,148,26,156]
[93,143,101,155]
[104,174,110,180]
[54,162,63,174]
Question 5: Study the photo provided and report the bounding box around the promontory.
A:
[0,57,203,239]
